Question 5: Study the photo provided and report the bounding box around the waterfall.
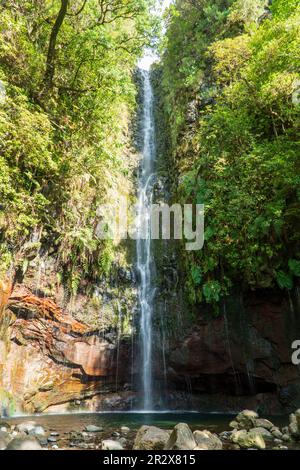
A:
[136,69,156,410]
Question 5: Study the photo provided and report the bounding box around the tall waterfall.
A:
[136,69,156,410]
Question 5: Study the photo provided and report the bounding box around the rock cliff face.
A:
[165,290,300,414]
[1,277,300,415]
[0,281,133,414]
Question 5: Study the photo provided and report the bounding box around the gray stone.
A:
[16,421,37,434]
[102,439,123,450]
[29,426,45,437]
[118,437,127,446]
[251,427,273,441]
[164,423,196,451]
[193,430,222,450]
[85,425,103,433]
[271,428,283,439]
[121,426,130,435]
[47,436,57,443]
[6,436,42,450]
[255,419,274,430]
[134,426,171,450]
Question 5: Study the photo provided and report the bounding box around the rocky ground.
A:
[1,410,300,451]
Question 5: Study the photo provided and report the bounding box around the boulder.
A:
[101,440,123,450]
[288,413,300,439]
[229,420,239,430]
[0,430,11,450]
[133,426,170,450]
[231,429,266,450]
[236,410,258,430]
[16,421,37,434]
[164,423,196,451]
[193,430,222,450]
[29,426,45,437]
[6,436,42,450]
[255,419,274,431]
[251,427,273,441]
[271,428,283,440]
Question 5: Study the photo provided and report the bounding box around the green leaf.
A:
[276,270,293,290]
[288,259,300,277]
[203,280,222,303]
[191,266,202,285]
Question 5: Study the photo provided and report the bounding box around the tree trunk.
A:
[43,0,69,91]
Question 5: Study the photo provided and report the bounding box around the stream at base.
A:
[3,411,287,434]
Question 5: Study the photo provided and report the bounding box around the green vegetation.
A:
[0,0,155,292]
[160,0,300,306]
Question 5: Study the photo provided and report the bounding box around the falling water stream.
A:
[136,69,156,410]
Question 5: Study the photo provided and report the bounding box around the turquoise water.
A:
[3,411,286,434]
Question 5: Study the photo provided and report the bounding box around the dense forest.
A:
[0,0,156,296]
[159,0,300,307]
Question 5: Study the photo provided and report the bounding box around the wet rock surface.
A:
[0,284,132,413]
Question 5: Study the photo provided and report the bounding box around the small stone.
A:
[85,425,103,433]
[118,437,127,446]
[282,434,290,442]
[274,439,283,445]
[47,436,57,443]
[219,431,232,440]
[112,431,120,438]
[102,439,123,450]
[121,426,130,435]
[52,445,59,449]
[39,438,48,446]
[50,432,59,436]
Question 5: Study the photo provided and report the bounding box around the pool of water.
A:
[3,411,287,435]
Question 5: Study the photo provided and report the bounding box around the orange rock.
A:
[0,278,12,314]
